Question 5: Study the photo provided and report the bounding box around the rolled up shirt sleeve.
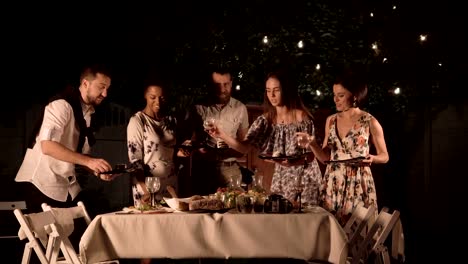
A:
[37,99,73,143]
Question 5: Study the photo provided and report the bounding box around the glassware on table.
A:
[144,176,161,208]
[253,194,266,213]
[236,194,254,214]
[293,174,306,213]
[251,170,265,193]
[307,182,321,212]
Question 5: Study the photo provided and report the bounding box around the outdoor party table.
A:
[79,207,348,264]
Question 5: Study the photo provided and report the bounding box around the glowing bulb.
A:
[316,90,321,96]
[393,87,401,95]
[372,43,378,50]
[370,12,374,17]
[383,58,388,63]
[263,36,268,44]
[393,5,397,10]
[420,35,427,42]
[238,72,243,79]
[236,85,240,90]
[297,40,304,48]
[438,63,442,67]
[315,64,321,70]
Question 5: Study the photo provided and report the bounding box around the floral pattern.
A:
[322,112,377,224]
[127,111,177,199]
[246,115,323,205]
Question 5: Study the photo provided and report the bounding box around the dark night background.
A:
[1,1,466,263]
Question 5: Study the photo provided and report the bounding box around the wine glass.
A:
[203,117,216,131]
[308,182,321,212]
[145,176,161,208]
[293,174,306,213]
[297,133,312,154]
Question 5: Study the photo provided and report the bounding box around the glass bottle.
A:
[251,169,266,194]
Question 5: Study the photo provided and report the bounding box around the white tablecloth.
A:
[79,208,348,264]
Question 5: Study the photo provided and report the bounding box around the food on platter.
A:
[189,198,225,211]
[122,205,173,214]
[164,195,223,212]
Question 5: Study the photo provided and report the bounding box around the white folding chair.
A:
[343,202,377,259]
[41,202,119,264]
[13,208,72,264]
[350,207,400,264]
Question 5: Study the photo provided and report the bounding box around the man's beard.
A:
[86,95,103,106]
[217,93,231,104]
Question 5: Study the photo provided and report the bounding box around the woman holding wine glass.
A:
[208,67,323,207]
[297,66,389,225]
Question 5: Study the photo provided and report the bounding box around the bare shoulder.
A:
[368,113,384,131]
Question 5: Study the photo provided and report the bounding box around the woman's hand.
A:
[362,155,374,166]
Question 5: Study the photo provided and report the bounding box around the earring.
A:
[353,98,357,108]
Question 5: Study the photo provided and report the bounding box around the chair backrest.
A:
[343,202,377,258]
[351,207,400,264]
[40,202,119,264]
[41,201,92,226]
[13,208,76,264]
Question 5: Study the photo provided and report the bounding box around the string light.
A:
[249,3,441,105]
[297,40,304,48]
[236,85,241,90]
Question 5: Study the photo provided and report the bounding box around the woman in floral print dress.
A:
[300,67,389,224]
[127,79,178,206]
[209,69,322,205]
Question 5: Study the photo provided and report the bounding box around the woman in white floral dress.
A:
[301,68,389,224]
[209,69,322,205]
[127,80,178,206]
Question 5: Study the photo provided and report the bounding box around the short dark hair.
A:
[333,66,368,107]
[208,64,232,81]
[80,63,112,83]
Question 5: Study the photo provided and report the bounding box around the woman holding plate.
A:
[208,68,322,206]
[297,66,389,225]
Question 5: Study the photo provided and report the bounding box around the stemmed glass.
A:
[203,117,216,131]
[293,174,306,213]
[297,133,310,154]
[145,176,161,208]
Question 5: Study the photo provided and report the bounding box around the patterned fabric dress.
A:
[246,115,322,204]
[322,112,378,223]
[127,111,177,200]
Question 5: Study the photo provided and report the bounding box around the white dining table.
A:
[79,207,348,264]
